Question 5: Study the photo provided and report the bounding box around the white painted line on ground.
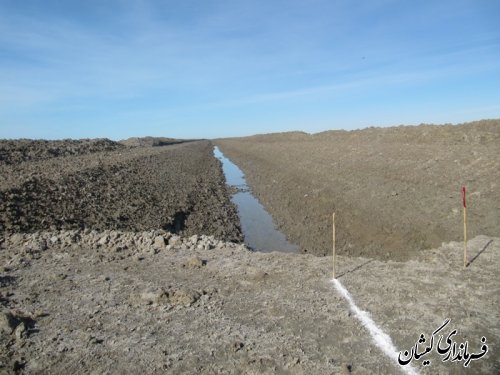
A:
[332,278,420,375]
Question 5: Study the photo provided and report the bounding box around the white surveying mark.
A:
[332,278,420,375]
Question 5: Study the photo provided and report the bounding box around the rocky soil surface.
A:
[0,139,124,165]
[0,140,241,242]
[216,120,500,260]
[0,230,498,374]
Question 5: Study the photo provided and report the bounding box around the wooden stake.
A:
[463,205,467,269]
[462,186,467,269]
[332,212,336,279]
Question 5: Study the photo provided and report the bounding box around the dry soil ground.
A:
[0,231,498,374]
[0,127,498,374]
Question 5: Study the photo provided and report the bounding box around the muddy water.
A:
[214,146,299,253]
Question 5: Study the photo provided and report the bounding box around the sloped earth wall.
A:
[215,120,500,260]
[0,140,242,243]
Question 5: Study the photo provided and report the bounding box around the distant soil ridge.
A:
[119,136,188,147]
[314,119,500,145]
[224,119,499,144]
[0,138,124,165]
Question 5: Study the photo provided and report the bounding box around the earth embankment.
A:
[216,120,500,260]
[0,139,242,242]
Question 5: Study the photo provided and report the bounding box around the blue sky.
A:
[1,0,499,139]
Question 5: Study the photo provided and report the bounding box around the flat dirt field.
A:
[1,231,498,374]
[216,120,500,260]
[0,127,499,374]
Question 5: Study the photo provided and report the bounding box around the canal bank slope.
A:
[215,120,500,260]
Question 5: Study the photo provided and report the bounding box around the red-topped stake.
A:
[462,186,467,268]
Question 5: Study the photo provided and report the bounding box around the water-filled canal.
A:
[214,146,299,253]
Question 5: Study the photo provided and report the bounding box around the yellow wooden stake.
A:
[463,205,467,269]
[332,212,336,279]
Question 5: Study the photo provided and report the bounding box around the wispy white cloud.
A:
[0,3,291,110]
[1,0,499,138]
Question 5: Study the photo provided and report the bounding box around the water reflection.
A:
[214,146,299,253]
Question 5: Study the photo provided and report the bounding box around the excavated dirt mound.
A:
[0,139,125,165]
[0,140,241,242]
[216,120,500,260]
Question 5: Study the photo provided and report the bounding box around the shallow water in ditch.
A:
[214,146,299,253]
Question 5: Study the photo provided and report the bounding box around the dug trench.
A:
[0,130,498,374]
[215,119,500,261]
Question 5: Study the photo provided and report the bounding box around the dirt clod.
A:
[0,311,19,335]
[185,257,206,269]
